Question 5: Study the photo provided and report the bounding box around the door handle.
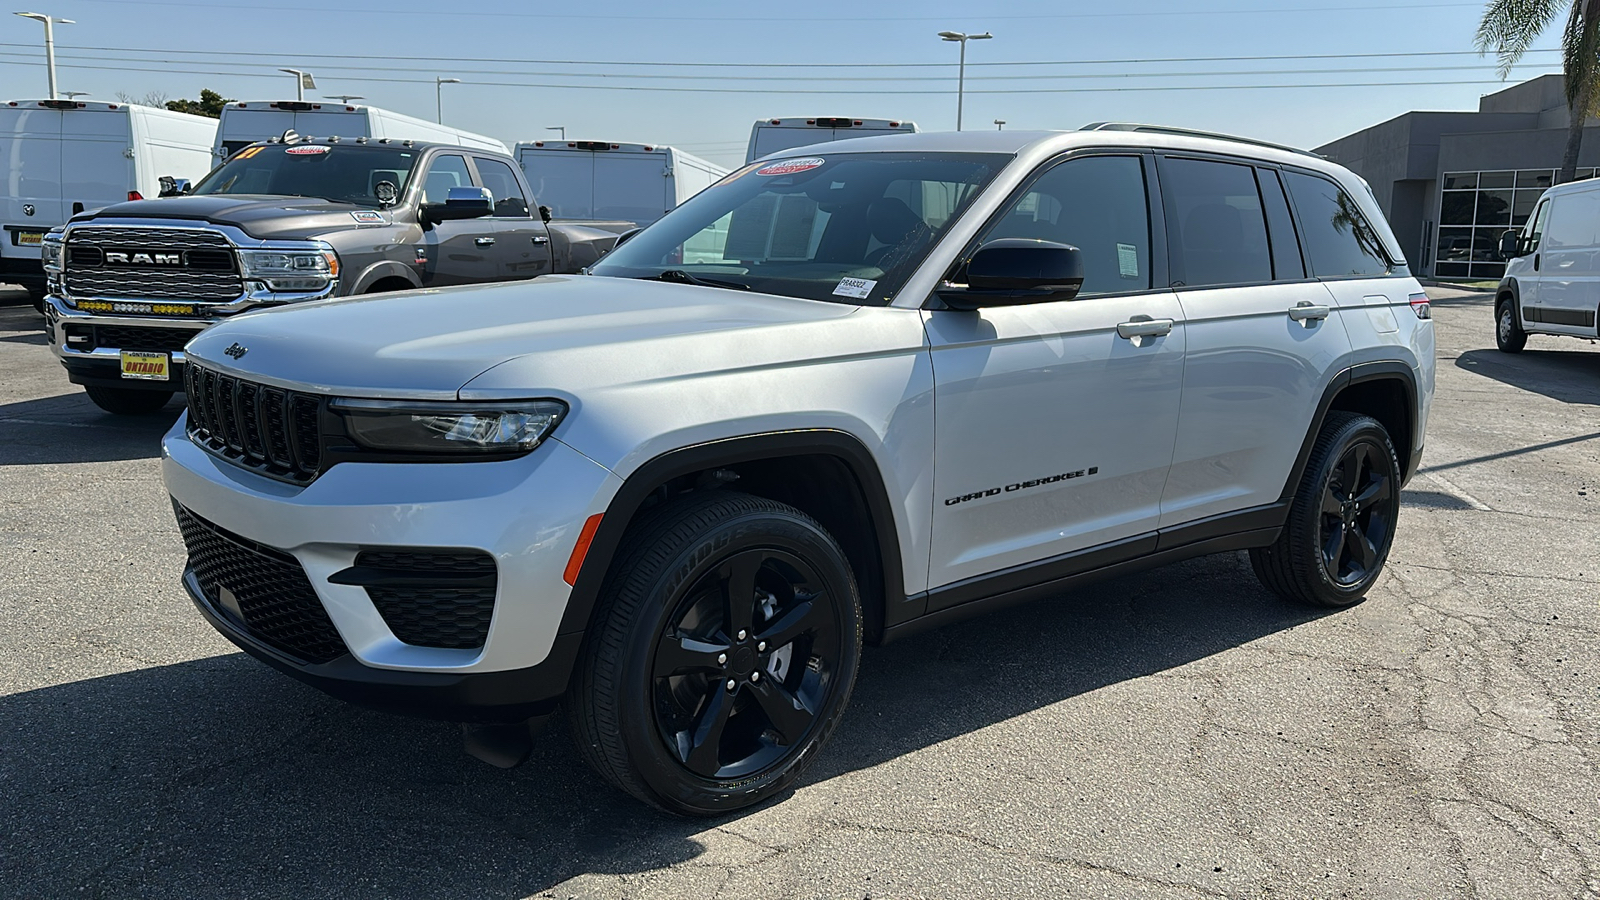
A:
[1288,301,1331,322]
[1534,253,1540,271]
[1116,316,1175,339]
[531,235,549,245]
[475,237,496,247]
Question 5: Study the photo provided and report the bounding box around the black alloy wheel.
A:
[571,492,862,815]
[1251,412,1402,608]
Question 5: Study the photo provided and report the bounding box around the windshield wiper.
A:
[641,269,750,291]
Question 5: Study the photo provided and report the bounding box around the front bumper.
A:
[162,417,621,719]
[44,294,207,390]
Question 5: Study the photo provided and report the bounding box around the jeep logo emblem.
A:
[223,343,248,360]
[104,251,182,265]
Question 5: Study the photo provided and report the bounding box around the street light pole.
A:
[279,69,314,101]
[994,119,1005,131]
[938,30,991,131]
[14,12,75,101]
[546,126,566,141]
[435,77,461,124]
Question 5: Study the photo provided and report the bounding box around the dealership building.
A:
[1315,74,1600,279]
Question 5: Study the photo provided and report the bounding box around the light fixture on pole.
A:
[325,94,365,104]
[62,90,89,100]
[435,77,461,124]
[13,12,74,101]
[279,68,315,101]
[546,125,566,141]
[937,30,991,131]
[994,119,1005,131]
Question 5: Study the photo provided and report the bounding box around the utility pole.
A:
[14,12,74,100]
[938,30,992,131]
[435,77,461,123]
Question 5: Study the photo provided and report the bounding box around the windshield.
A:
[590,152,1010,305]
[190,143,420,207]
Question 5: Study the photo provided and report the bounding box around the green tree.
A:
[1478,0,1600,184]
[164,89,232,119]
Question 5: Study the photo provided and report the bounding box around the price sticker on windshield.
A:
[757,157,825,176]
[285,145,330,155]
[832,277,877,300]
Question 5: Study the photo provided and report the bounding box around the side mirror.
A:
[611,226,643,249]
[1498,229,1522,260]
[538,204,552,224]
[158,176,191,198]
[421,185,493,223]
[937,239,1085,310]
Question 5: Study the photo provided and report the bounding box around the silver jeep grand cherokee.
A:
[161,125,1434,815]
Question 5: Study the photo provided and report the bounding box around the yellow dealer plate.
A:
[16,231,43,246]
[120,351,170,381]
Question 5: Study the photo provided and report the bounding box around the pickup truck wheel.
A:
[570,492,862,816]
[1250,412,1400,608]
[83,385,175,416]
[1496,298,1527,353]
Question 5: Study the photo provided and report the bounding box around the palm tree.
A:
[1478,0,1600,183]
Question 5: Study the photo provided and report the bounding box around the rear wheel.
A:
[1251,412,1401,608]
[26,286,45,314]
[84,385,174,416]
[570,492,862,816]
[1496,297,1527,353]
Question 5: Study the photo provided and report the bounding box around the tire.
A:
[570,491,863,816]
[1496,297,1527,353]
[1250,412,1401,608]
[84,385,175,416]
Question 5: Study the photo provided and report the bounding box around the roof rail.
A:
[1079,122,1319,158]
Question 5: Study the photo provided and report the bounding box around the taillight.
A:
[1409,292,1431,319]
[127,191,142,201]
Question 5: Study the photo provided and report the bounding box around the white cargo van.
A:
[745,116,918,163]
[1495,176,1600,351]
[513,140,728,225]
[2,99,217,308]
[214,101,508,161]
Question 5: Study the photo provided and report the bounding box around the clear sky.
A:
[0,0,1567,169]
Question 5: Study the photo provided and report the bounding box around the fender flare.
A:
[557,429,908,638]
[1497,277,1524,327]
[1279,361,1421,500]
[348,261,422,294]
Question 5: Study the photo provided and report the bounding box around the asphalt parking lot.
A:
[1,285,1595,900]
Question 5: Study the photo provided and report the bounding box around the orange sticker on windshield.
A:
[756,157,824,176]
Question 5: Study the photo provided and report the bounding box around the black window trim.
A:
[926,146,1170,308]
[1277,164,1404,282]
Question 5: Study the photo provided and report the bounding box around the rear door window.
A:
[1160,157,1272,288]
[1282,170,1391,277]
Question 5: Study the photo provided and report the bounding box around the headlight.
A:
[237,247,339,292]
[330,399,567,454]
[41,234,64,272]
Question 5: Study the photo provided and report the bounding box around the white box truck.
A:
[513,140,729,225]
[214,101,508,160]
[2,99,217,309]
[745,116,918,163]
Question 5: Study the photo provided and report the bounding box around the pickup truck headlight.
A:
[237,248,339,292]
[330,399,567,454]
[40,234,64,272]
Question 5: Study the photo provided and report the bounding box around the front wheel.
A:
[1251,412,1401,608]
[1496,298,1527,353]
[570,492,863,816]
[84,385,174,416]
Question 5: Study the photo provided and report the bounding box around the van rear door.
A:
[518,149,595,219]
[593,152,670,223]
[60,107,134,212]
[0,107,63,261]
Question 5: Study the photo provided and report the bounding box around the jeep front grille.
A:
[64,226,243,302]
[184,362,324,484]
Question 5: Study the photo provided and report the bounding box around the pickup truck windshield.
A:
[190,144,419,207]
[590,152,1010,305]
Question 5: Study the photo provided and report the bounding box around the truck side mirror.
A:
[936,239,1085,310]
[421,186,494,224]
[539,205,552,224]
[158,176,191,198]
[1498,229,1522,260]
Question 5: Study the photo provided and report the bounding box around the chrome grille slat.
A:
[64,226,243,302]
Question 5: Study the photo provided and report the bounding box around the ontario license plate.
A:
[120,351,170,381]
[16,231,43,246]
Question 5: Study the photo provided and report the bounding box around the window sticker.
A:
[1117,243,1139,278]
[757,157,825,176]
[832,276,877,299]
[285,145,330,155]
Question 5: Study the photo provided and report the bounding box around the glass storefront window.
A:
[1516,170,1554,188]
[1478,171,1515,189]
[1435,167,1571,278]
[1442,172,1478,189]
[1440,191,1476,225]
[1475,189,1513,225]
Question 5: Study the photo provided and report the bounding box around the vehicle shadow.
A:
[1456,346,1600,406]
[0,551,1322,898]
[0,392,182,465]
[0,330,47,346]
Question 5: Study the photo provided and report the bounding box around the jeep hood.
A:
[72,195,388,241]
[184,276,916,401]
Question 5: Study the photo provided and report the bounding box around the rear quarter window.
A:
[1283,171,1391,277]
